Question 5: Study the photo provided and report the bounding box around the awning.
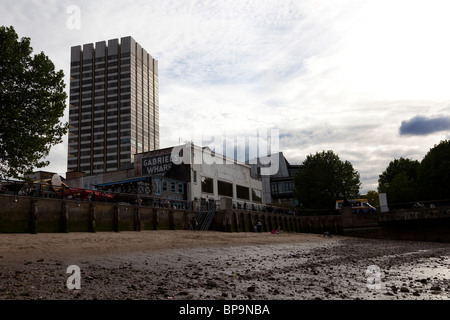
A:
[94,177,148,188]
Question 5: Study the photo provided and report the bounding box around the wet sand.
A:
[1,230,450,300]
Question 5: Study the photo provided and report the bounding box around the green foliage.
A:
[418,140,450,201]
[378,157,420,194]
[293,150,361,210]
[0,26,67,178]
[386,172,418,204]
[378,140,450,204]
[366,190,379,208]
[377,157,420,204]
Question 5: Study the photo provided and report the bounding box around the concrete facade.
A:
[64,144,264,210]
[135,144,264,208]
[68,36,159,176]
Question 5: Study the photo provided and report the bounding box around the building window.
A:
[286,182,293,192]
[162,180,168,192]
[193,170,197,183]
[178,183,184,194]
[236,185,250,200]
[153,179,161,195]
[252,189,262,203]
[218,180,233,197]
[271,183,279,194]
[170,181,176,193]
[201,177,214,194]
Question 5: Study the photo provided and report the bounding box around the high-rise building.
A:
[67,36,159,176]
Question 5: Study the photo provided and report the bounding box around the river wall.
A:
[1,194,450,243]
[0,194,194,233]
[0,194,342,234]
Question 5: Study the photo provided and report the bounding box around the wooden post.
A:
[183,210,189,230]
[61,200,69,233]
[89,204,96,233]
[30,199,38,234]
[134,207,141,231]
[113,205,119,232]
[169,209,175,230]
[152,209,158,230]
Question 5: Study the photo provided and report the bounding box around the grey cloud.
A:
[399,115,450,136]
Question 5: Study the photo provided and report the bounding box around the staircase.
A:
[189,199,216,231]
[190,210,215,231]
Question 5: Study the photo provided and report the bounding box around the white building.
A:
[134,143,264,209]
[65,143,264,209]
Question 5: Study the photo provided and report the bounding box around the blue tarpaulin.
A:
[94,177,148,188]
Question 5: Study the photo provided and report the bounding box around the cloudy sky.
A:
[3,0,450,193]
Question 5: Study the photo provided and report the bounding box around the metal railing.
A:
[0,178,302,215]
[384,199,450,212]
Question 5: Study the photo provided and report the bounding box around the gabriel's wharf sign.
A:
[142,154,172,175]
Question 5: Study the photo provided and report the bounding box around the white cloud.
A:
[2,0,450,193]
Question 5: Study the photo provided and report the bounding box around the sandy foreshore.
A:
[1,230,450,300]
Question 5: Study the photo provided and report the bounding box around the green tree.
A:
[418,140,450,201]
[293,150,361,210]
[366,190,379,208]
[385,172,418,204]
[0,26,67,178]
[378,157,420,194]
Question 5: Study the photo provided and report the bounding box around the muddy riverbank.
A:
[0,230,449,300]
